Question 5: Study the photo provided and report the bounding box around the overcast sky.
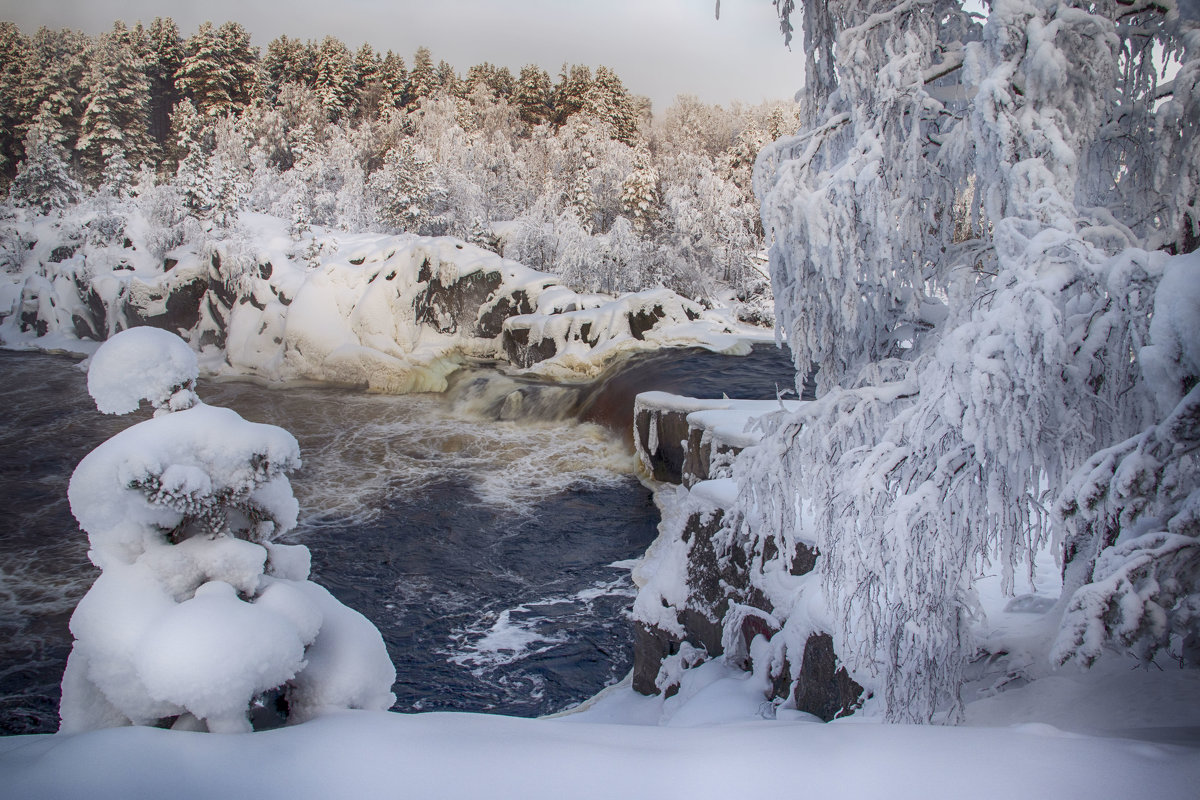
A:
[0,0,802,113]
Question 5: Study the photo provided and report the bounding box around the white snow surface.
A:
[1,673,1197,800]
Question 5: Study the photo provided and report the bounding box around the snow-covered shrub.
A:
[61,328,396,734]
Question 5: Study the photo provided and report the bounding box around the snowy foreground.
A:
[2,661,1198,800]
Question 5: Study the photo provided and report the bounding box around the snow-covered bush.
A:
[61,327,396,734]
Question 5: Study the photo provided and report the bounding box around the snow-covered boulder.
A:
[61,330,396,734]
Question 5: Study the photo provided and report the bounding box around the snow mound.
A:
[86,327,200,414]
[61,330,395,734]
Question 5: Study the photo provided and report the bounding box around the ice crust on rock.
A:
[60,330,396,734]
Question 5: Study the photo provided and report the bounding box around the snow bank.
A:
[0,703,1196,800]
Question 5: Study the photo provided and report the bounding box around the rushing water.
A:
[0,342,795,734]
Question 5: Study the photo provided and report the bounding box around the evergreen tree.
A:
[7,122,82,214]
[586,66,638,144]
[145,18,185,148]
[514,64,552,126]
[552,64,591,125]
[15,27,88,160]
[408,46,435,102]
[77,31,153,182]
[434,59,460,97]
[0,22,30,183]
[176,21,258,116]
[620,149,659,234]
[263,35,316,97]
[368,140,435,233]
[313,36,357,120]
[377,51,408,109]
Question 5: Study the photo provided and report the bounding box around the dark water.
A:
[0,343,795,733]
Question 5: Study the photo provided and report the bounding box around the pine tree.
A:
[377,51,408,109]
[435,59,460,97]
[514,64,552,126]
[145,18,184,148]
[620,149,659,234]
[368,140,435,233]
[0,22,30,184]
[313,36,357,121]
[586,66,638,144]
[552,64,591,125]
[263,35,316,97]
[7,122,82,214]
[408,46,435,102]
[77,31,153,182]
[14,27,88,161]
[176,21,258,116]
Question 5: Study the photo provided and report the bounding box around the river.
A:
[0,343,796,734]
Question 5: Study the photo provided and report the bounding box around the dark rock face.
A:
[413,262,504,335]
[476,290,533,339]
[630,393,864,721]
[633,622,677,695]
[634,405,693,484]
[628,305,666,340]
[124,276,209,334]
[502,327,559,369]
[789,633,864,721]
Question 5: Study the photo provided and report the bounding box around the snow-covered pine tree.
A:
[553,64,592,125]
[586,66,639,145]
[263,35,316,99]
[6,121,82,214]
[14,27,88,160]
[434,59,460,97]
[176,21,258,117]
[620,148,659,234]
[377,51,408,109]
[0,22,29,184]
[514,64,553,126]
[145,18,184,148]
[408,47,435,102]
[77,30,153,182]
[314,36,357,121]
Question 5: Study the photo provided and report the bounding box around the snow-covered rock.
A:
[0,214,752,391]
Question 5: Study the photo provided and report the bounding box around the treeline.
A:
[0,19,798,318]
[0,19,643,182]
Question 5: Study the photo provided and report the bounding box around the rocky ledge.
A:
[630,391,865,721]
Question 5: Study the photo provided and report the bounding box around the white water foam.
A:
[445,574,638,671]
[201,377,637,527]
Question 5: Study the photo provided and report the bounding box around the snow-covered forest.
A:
[0,18,789,322]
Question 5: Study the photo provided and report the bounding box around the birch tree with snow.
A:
[736,0,1200,722]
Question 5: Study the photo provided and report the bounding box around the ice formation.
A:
[61,329,396,734]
